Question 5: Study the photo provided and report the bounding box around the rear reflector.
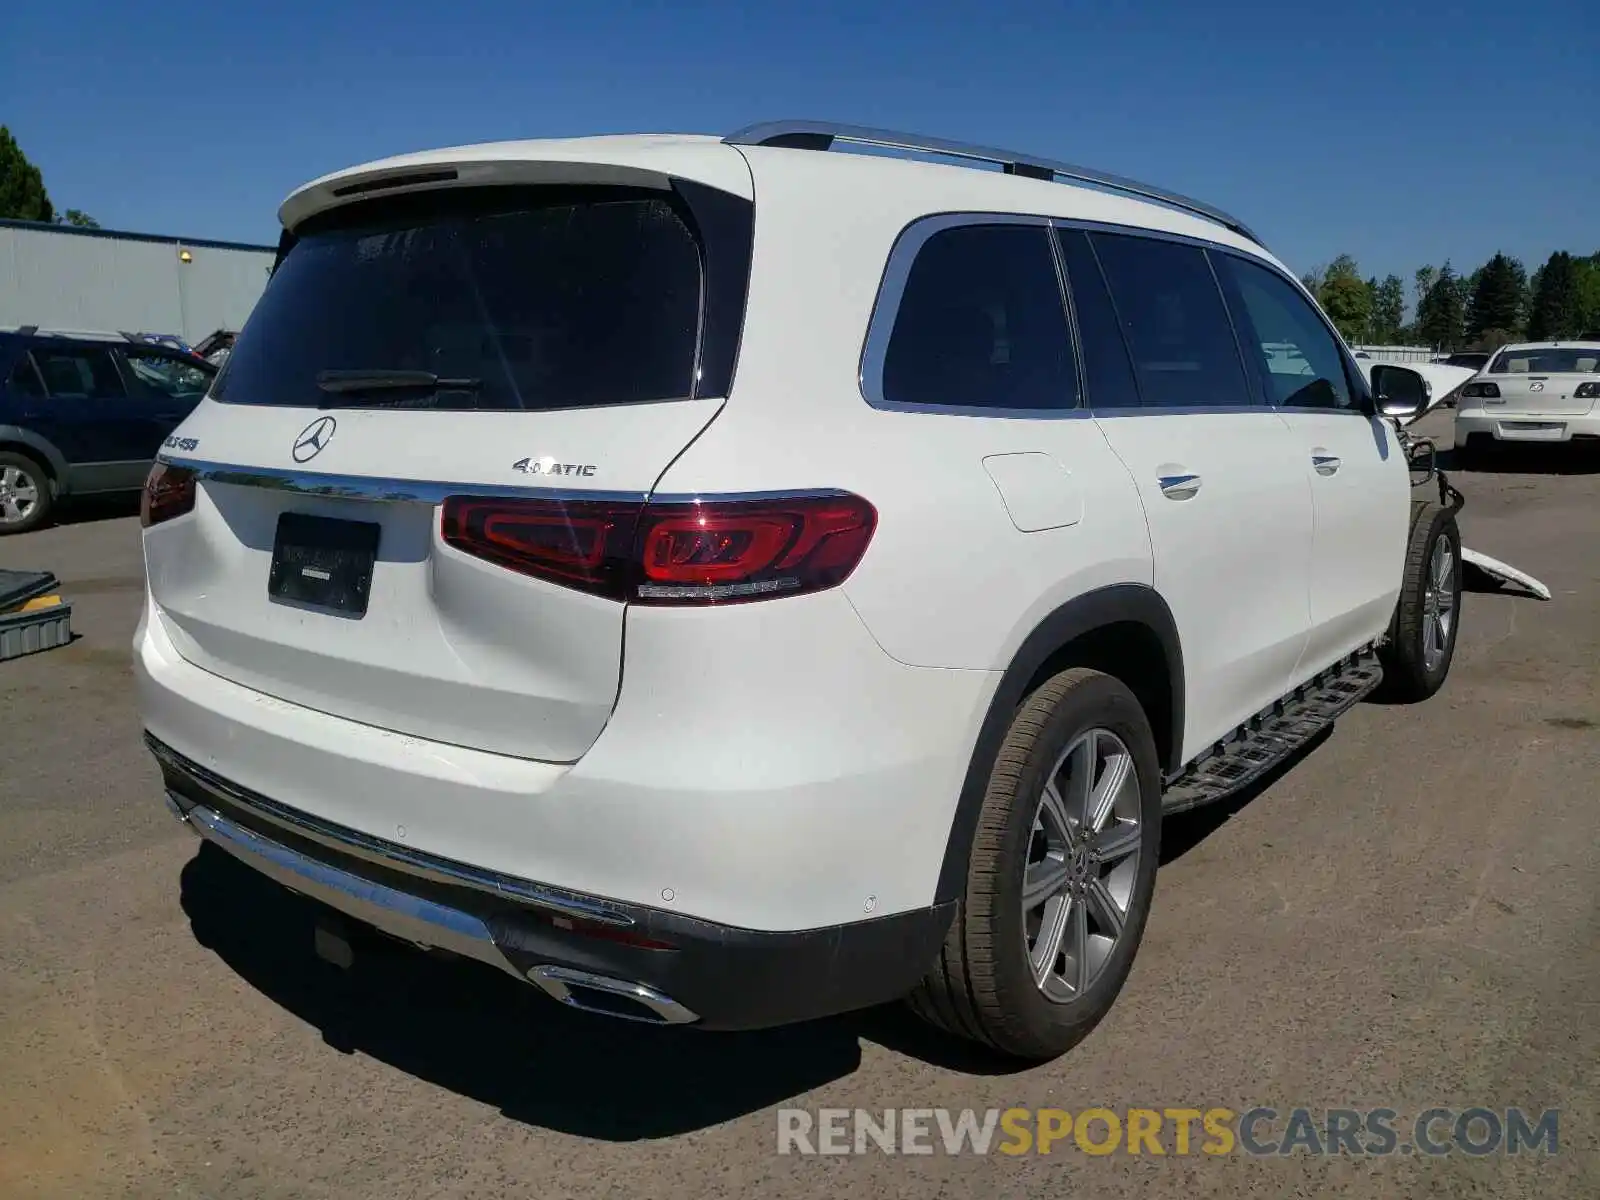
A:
[141,463,197,528]
[440,492,876,605]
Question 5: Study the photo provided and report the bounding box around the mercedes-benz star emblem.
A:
[292,416,337,463]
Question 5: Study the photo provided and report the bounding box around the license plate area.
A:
[268,513,381,617]
[1498,421,1565,440]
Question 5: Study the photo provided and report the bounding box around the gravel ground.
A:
[1,412,1596,1198]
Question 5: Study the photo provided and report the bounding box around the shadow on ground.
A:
[54,492,143,527]
[180,842,881,1139]
[180,711,1313,1128]
[1157,725,1333,864]
[1438,443,1600,476]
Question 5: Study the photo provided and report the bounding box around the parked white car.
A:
[135,121,1463,1061]
[1454,341,1600,461]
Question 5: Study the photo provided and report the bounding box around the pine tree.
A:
[0,125,55,223]
[1416,262,1466,350]
[1527,252,1580,341]
[1466,253,1526,340]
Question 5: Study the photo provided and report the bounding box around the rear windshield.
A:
[1487,348,1600,374]
[214,186,704,411]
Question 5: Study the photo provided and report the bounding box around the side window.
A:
[879,223,1078,412]
[1056,229,1142,409]
[1216,254,1354,410]
[31,347,126,400]
[1088,232,1253,408]
[119,348,213,401]
[6,353,45,399]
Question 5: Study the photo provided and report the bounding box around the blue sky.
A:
[4,0,1594,298]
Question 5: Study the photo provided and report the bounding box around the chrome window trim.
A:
[1092,404,1273,419]
[1053,217,1374,416]
[1204,244,1373,419]
[856,209,1370,422]
[857,212,1089,421]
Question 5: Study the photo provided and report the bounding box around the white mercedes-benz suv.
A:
[136,121,1463,1060]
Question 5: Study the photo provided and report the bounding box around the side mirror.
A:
[1370,364,1430,420]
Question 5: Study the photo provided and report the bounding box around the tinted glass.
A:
[6,352,45,399]
[1088,232,1251,408]
[1488,348,1600,374]
[120,348,214,401]
[32,346,125,399]
[214,187,704,411]
[880,223,1077,411]
[1056,229,1142,409]
[1217,254,1353,409]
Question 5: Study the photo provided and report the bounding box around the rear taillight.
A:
[1575,382,1600,398]
[439,497,639,598]
[440,491,877,605]
[141,463,196,527]
[1460,381,1500,399]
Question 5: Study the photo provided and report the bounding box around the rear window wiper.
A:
[316,369,483,394]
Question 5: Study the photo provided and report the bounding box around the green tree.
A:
[1416,261,1466,350]
[1527,251,1581,340]
[1371,274,1406,343]
[1573,253,1600,336]
[0,125,54,222]
[59,208,99,229]
[1414,265,1438,315]
[1317,254,1373,343]
[1466,252,1527,340]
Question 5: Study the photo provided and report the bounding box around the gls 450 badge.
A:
[512,457,596,478]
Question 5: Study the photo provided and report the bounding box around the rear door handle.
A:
[1157,473,1202,500]
[1312,453,1341,476]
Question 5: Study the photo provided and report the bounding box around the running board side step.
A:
[1161,646,1384,815]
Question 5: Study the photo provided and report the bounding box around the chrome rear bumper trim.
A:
[167,789,703,1025]
[147,734,634,927]
[176,794,504,966]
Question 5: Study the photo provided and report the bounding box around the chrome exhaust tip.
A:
[527,964,699,1026]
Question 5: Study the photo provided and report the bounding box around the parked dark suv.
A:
[0,328,215,534]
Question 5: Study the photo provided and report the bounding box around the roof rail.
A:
[724,120,1261,246]
[0,325,134,343]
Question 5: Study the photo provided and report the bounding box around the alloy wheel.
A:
[1422,536,1456,672]
[1022,727,1143,1004]
[0,465,40,527]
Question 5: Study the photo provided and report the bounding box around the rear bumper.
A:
[135,583,994,932]
[1455,411,1600,443]
[153,735,954,1030]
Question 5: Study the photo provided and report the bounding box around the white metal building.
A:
[0,218,276,345]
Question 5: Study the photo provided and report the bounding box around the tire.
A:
[907,668,1163,1062]
[1377,499,1462,703]
[0,451,54,536]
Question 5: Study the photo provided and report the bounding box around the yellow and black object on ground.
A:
[0,569,72,662]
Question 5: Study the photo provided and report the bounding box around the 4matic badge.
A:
[513,457,596,478]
